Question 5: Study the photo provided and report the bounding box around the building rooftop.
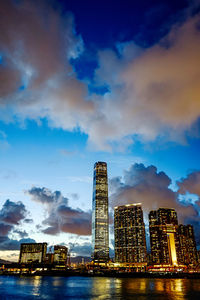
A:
[114,203,142,209]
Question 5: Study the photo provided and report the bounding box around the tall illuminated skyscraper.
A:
[149,208,179,265]
[92,162,109,262]
[178,224,197,266]
[114,203,147,264]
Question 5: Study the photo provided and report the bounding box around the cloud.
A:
[0,223,13,236]
[0,199,34,250]
[90,13,200,149]
[69,242,91,256]
[23,218,33,224]
[176,169,200,244]
[110,164,200,246]
[110,163,196,223]
[27,187,68,205]
[1,1,200,150]
[13,229,28,239]
[0,237,36,251]
[68,241,114,258]
[177,170,200,198]
[71,193,79,201]
[0,199,27,225]
[0,0,94,128]
[27,186,91,236]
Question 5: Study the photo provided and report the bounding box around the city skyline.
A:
[14,198,199,268]
[1,0,200,262]
[1,160,200,265]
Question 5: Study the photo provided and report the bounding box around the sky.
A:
[0,0,200,261]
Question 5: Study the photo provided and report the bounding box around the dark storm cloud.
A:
[27,186,91,236]
[110,163,196,223]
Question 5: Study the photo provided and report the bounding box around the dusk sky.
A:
[1,0,200,261]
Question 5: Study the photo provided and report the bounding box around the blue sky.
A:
[0,0,200,261]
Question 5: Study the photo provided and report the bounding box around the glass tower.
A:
[149,208,179,265]
[177,224,197,266]
[114,203,147,264]
[92,162,109,262]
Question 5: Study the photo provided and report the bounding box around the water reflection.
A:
[0,276,200,299]
[125,278,148,292]
[32,276,42,296]
[91,277,113,299]
[90,277,191,299]
[52,277,65,287]
[153,279,187,300]
[114,278,196,300]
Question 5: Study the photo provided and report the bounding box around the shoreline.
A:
[1,271,200,279]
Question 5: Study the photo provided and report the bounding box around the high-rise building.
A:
[114,203,147,264]
[197,249,200,264]
[177,224,197,266]
[19,243,47,264]
[54,245,68,266]
[149,208,179,265]
[92,161,109,262]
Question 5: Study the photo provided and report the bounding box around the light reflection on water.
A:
[32,276,42,296]
[0,276,200,299]
[91,277,114,299]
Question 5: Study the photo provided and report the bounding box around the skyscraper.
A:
[114,203,147,264]
[149,208,179,265]
[177,224,197,266]
[92,162,109,262]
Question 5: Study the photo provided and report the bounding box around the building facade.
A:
[92,161,109,262]
[19,243,47,264]
[114,204,147,264]
[178,224,197,266]
[54,245,68,266]
[149,208,179,266]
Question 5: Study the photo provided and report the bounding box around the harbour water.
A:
[0,276,200,299]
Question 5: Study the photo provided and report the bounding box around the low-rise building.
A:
[19,243,47,264]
